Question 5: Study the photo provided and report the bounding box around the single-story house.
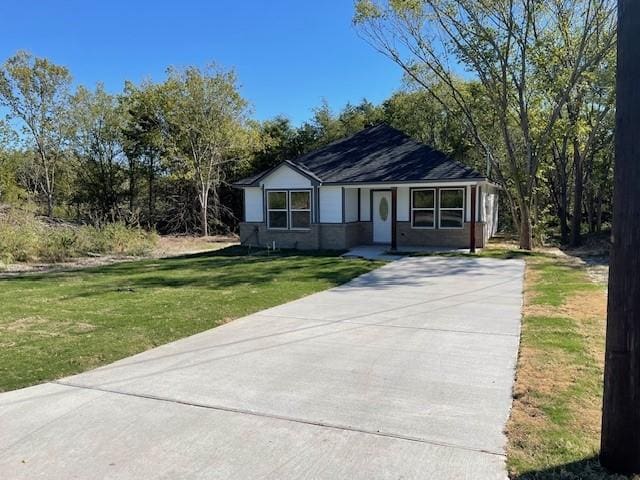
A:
[233,124,499,251]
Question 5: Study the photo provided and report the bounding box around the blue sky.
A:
[0,0,403,125]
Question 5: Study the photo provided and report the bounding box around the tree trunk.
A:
[46,191,54,218]
[199,189,209,237]
[148,156,155,228]
[571,139,583,246]
[519,201,533,250]
[129,157,137,214]
[559,183,569,244]
[600,0,640,474]
[585,189,596,234]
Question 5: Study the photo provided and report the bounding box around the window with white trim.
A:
[267,190,311,230]
[267,191,288,229]
[290,191,311,229]
[411,188,435,228]
[439,188,465,228]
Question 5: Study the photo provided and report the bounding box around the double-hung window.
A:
[439,188,465,228]
[411,188,435,228]
[289,191,311,229]
[267,190,311,230]
[267,191,288,229]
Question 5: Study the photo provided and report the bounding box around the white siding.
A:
[319,186,343,223]
[244,187,263,222]
[397,187,410,221]
[359,188,371,221]
[260,164,312,189]
[345,188,359,222]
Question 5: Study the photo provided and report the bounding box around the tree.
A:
[0,51,72,217]
[354,0,616,249]
[69,84,127,221]
[162,65,250,236]
[0,120,24,204]
[122,80,168,227]
[600,0,640,474]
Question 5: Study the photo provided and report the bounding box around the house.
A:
[234,124,499,251]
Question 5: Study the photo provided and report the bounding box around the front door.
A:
[373,190,392,244]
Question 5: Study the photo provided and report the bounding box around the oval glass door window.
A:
[379,197,389,221]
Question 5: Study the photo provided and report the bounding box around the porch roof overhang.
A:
[329,178,491,189]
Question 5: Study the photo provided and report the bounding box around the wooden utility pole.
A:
[600,0,640,474]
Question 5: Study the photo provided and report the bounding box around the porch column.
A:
[470,185,477,253]
[391,187,397,251]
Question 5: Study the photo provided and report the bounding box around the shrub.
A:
[0,209,158,263]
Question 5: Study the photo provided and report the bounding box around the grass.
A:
[499,245,636,479]
[0,246,382,392]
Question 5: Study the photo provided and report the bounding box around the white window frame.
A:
[439,188,465,229]
[266,189,312,231]
[289,190,312,231]
[266,190,289,230]
[411,188,436,229]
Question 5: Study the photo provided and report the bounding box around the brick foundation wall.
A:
[396,222,486,248]
[239,223,320,249]
[239,221,484,250]
[238,222,373,250]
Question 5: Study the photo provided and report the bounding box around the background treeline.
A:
[1,0,616,253]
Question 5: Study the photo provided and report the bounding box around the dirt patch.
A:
[0,317,98,337]
[153,234,238,256]
[1,316,50,332]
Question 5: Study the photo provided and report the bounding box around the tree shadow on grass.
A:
[0,246,383,298]
[513,457,635,480]
[0,245,526,302]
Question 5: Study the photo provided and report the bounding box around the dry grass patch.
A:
[506,254,634,479]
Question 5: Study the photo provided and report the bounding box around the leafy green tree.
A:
[69,84,127,221]
[0,51,72,217]
[354,0,616,249]
[121,80,168,226]
[161,65,250,236]
[0,120,26,204]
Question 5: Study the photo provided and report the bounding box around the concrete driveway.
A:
[0,256,524,479]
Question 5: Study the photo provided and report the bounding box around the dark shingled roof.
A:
[235,124,484,186]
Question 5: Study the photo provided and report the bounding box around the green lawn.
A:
[0,246,381,392]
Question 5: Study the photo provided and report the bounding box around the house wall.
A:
[239,223,321,250]
[239,180,497,250]
[397,221,486,248]
[359,188,371,220]
[239,220,484,249]
[260,164,312,189]
[239,221,373,250]
[319,186,343,223]
[397,187,410,221]
[243,187,263,222]
[344,188,359,222]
